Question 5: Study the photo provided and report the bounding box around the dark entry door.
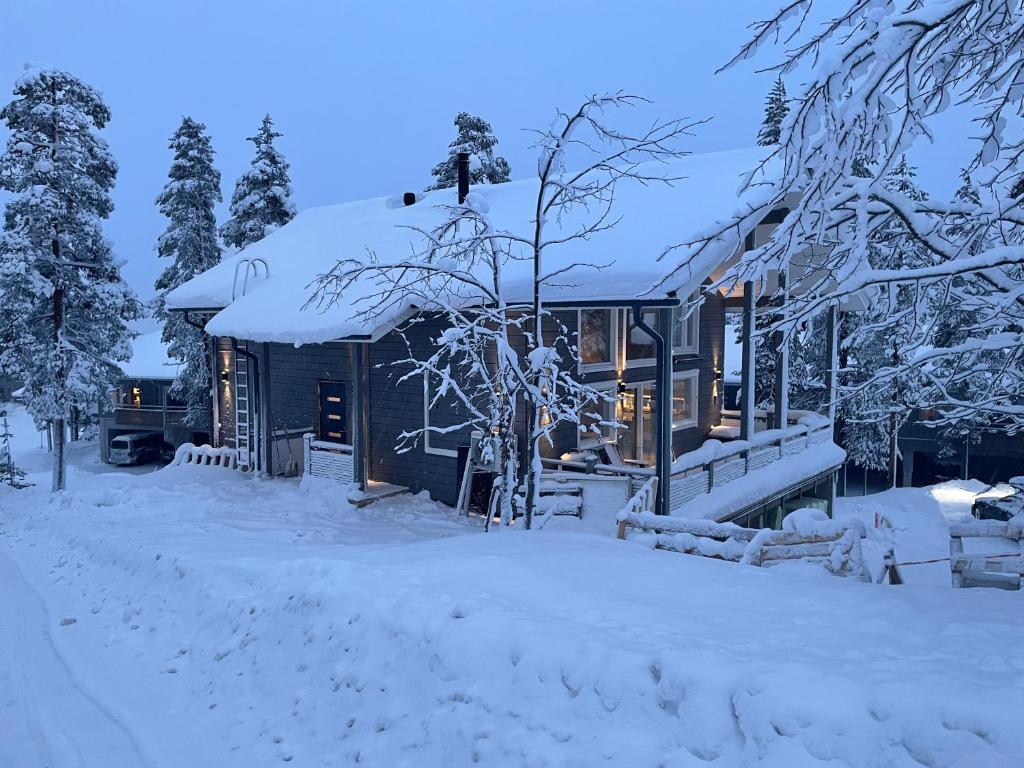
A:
[318,381,348,444]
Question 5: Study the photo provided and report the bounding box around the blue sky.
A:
[0,1,971,300]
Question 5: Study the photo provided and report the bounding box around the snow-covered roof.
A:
[166,147,774,345]
[122,331,179,380]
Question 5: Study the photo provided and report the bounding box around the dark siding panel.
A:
[214,337,236,448]
[266,342,352,435]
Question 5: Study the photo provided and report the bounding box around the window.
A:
[579,384,618,448]
[423,373,460,457]
[672,370,698,430]
[579,309,616,370]
[672,294,700,354]
[626,309,658,365]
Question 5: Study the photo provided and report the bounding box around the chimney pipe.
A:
[456,151,470,204]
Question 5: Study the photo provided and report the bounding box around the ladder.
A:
[234,346,252,470]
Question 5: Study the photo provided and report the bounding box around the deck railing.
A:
[303,434,354,484]
[665,419,834,513]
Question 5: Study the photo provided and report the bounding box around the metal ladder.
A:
[234,346,251,470]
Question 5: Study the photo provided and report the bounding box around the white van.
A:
[108,431,164,465]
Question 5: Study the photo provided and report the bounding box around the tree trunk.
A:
[51,283,67,492]
[51,417,66,492]
[70,405,80,442]
[887,412,898,489]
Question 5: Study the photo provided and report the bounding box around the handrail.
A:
[540,456,656,478]
[232,257,269,301]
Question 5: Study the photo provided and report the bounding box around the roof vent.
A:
[403,192,417,206]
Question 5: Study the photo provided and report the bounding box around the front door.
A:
[318,381,348,444]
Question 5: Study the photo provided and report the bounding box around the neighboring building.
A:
[98,331,207,463]
[900,412,1024,487]
[0,373,23,402]
[166,148,846,527]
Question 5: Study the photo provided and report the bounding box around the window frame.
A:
[672,292,701,356]
[576,307,620,374]
[624,308,659,369]
[672,369,700,431]
[422,372,459,458]
[577,380,620,450]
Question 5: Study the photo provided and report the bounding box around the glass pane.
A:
[673,376,693,425]
[641,384,656,465]
[672,306,697,350]
[626,310,657,362]
[580,309,613,366]
[616,389,638,461]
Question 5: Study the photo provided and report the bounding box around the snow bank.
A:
[3,468,1023,767]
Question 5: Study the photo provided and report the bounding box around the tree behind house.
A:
[757,76,788,147]
[0,67,139,491]
[221,114,295,251]
[428,112,511,190]
[153,117,222,432]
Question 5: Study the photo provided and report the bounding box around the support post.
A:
[658,307,674,510]
[632,305,670,516]
[259,342,273,476]
[351,343,368,492]
[772,271,789,430]
[740,280,756,442]
[824,305,838,428]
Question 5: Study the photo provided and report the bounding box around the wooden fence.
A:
[950,520,1023,590]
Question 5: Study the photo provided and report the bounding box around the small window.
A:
[579,309,616,369]
[671,293,700,354]
[626,309,658,364]
[423,373,460,458]
[672,371,699,430]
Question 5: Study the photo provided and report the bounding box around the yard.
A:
[1,415,1022,767]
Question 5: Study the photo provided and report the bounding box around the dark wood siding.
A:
[214,337,235,448]
[265,342,352,435]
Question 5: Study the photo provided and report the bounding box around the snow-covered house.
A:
[165,147,845,527]
[98,330,201,463]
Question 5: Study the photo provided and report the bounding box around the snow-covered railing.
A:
[616,476,658,526]
[540,456,655,479]
[616,510,867,579]
[668,419,833,512]
[950,520,1023,590]
[172,443,238,470]
[303,433,354,484]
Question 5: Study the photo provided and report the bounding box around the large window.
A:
[579,384,618,448]
[672,370,699,430]
[579,309,617,370]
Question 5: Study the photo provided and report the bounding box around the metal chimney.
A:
[457,151,470,204]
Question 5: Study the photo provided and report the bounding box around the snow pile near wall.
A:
[3,468,1023,767]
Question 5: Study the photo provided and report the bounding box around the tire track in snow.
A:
[0,549,151,767]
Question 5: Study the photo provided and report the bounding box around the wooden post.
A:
[658,307,674,514]
[824,305,838,428]
[351,343,368,492]
[740,280,756,442]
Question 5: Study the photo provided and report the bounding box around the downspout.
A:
[231,338,262,475]
[631,305,670,516]
[351,343,368,492]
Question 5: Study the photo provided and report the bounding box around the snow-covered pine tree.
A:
[153,117,222,431]
[221,114,295,251]
[0,66,139,492]
[840,156,929,486]
[757,76,788,147]
[0,409,28,488]
[428,112,511,190]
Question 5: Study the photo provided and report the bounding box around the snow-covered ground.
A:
[1,406,1022,767]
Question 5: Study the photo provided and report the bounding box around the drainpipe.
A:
[632,305,670,516]
[351,343,368,492]
[231,338,262,475]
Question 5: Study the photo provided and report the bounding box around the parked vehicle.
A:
[972,478,1024,521]
[108,431,165,466]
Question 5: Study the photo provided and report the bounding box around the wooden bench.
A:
[950,521,1023,590]
[617,511,867,579]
